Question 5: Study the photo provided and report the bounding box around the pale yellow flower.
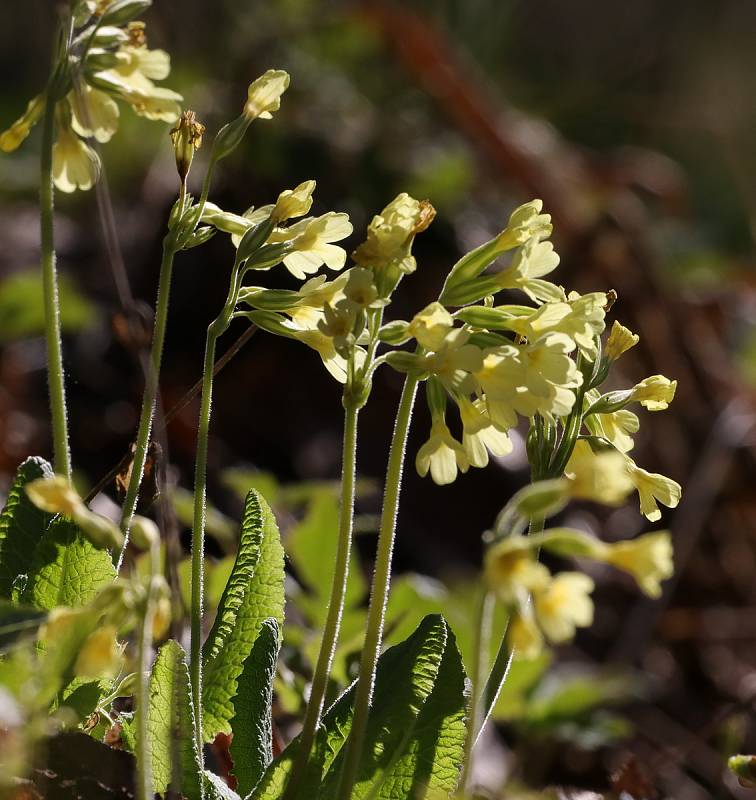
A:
[243,69,290,120]
[605,320,639,360]
[565,439,634,506]
[506,291,606,358]
[95,45,182,122]
[272,180,316,224]
[476,333,582,426]
[74,625,120,679]
[626,460,682,522]
[484,538,550,605]
[457,396,512,468]
[497,199,553,250]
[599,408,639,452]
[407,302,455,351]
[583,388,639,452]
[533,572,594,643]
[26,476,83,517]
[289,273,350,327]
[69,85,120,143]
[282,213,353,280]
[0,94,45,152]
[420,331,484,394]
[317,301,357,354]
[415,417,470,485]
[494,237,565,303]
[343,267,379,311]
[352,192,434,274]
[604,531,673,598]
[52,124,101,193]
[629,375,677,411]
[294,323,350,382]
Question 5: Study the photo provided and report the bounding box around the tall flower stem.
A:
[117,238,178,568]
[336,373,420,800]
[283,401,360,800]
[40,97,71,479]
[135,539,160,800]
[459,588,494,791]
[189,319,223,752]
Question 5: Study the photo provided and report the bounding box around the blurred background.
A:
[2,1,756,797]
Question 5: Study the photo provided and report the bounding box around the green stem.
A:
[135,542,160,800]
[117,239,178,568]
[40,97,71,479]
[189,323,221,754]
[335,373,420,800]
[460,588,494,792]
[283,401,360,799]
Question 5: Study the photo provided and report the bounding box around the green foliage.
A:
[287,490,366,629]
[229,619,280,797]
[0,271,96,343]
[252,614,467,799]
[21,517,115,610]
[0,456,54,599]
[202,490,285,741]
[146,639,203,800]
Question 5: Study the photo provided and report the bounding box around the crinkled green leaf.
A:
[204,769,242,800]
[202,490,285,741]
[371,627,468,798]
[0,456,53,599]
[22,517,115,610]
[251,614,451,799]
[229,619,279,797]
[203,494,265,664]
[146,639,203,800]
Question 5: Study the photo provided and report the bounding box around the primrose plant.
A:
[0,1,683,798]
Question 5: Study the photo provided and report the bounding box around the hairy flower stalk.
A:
[40,93,72,479]
[117,236,179,566]
[336,373,420,800]
[283,400,360,799]
[189,317,223,753]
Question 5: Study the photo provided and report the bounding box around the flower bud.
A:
[272,180,315,224]
[605,320,639,361]
[75,509,125,551]
[0,95,46,153]
[210,115,250,164]
[243,70,290,121]
[97,0,152,26]
[237,217,275,263]
[169,110,204,182]
[26,476,82,517]
[377,320,411,345]
[129,515,160,551]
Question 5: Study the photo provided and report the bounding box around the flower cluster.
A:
[485,526,673,657]
[0,0,182,191]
